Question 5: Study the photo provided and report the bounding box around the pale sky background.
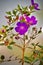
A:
[0,0,43,65]
[0,0,43,28]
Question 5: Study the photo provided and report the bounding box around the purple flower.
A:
[25,16,37,25]
[15,22,29,35]
[31,0,40,10]
[19,14,37,26]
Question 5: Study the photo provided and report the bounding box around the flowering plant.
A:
[0,0,43,65]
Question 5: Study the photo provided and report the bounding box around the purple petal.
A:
[31,20,37,25]
[34,3,39,7]
[35,7,40,10]
[31,0,40,10]
[31,0,34,5]
[31,16,36,20]
[34,3,40,10]
[34,20,37,24]
[19,31,26,35]
[28,16,37,25]
[17,22,21,26]
[15,22,29,35]
[19,31,25,35]
[26,16,30,23]
[15,27,19,32]
[19,26,28,35]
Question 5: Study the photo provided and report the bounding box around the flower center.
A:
[21,26,24,30]
[29,21,32,24]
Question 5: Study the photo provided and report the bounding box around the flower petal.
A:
[15,22,29,35]
[15,27,19,32]
[31,0,40,10]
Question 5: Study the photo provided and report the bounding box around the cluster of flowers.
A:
[15,0,40,35]
[15,15,37,35]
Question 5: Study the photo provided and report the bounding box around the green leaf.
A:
[0,43,4,46]
[6,11,11,15]
[13,10,17,16]
[2,25,8,29]
[10,42,15,45]
[6,27,13,32]
[24,56,29,60]
[9,27,14,30]
[26,12,30,16]
[17,5,21,10]
[33,58,39,63]
[41,57,43,61]
[22,6,28,11]
[38,31,42,34]
[32,43,35,46]
[24,56,32,63]
[6,29,9,31]
[29,5,34,11]
[5,16,12,21]
[38,45,43,49]
[8,16,12,20]
[7,46,12,50]
[24,60,30,64]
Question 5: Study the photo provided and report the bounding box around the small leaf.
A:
[0,43,4,46]
[7,46,12,50]
[10,42,15,45]
[2,25,8,29]
[41,57,43,61]
[22,6,28,11]
[6,29,9,31]
[24,56,32,62]
[29,5,34,11]
[8,16,12,20]
[6,11,11,15]
[13,10,17,16]
[33,58,39,63]
[38,30,42,34]
[24,56,29,60]
[24,60,30,63]
[18,5,21,10]
[9,27,14,30]
[26,12,30,16]
[38,45,43,49]
[24,56,30,63]
[32,43,35,46]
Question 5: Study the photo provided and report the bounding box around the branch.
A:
[14,43,22,49]
[26,46,33,50]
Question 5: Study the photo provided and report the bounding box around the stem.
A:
[22,48,25,65]
[30,64,33,65]
[14,43,22,50]
[22,35,25,65]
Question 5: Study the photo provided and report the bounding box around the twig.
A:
[14,43,22,49]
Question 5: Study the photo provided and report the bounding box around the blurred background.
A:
[0,0,43,65]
